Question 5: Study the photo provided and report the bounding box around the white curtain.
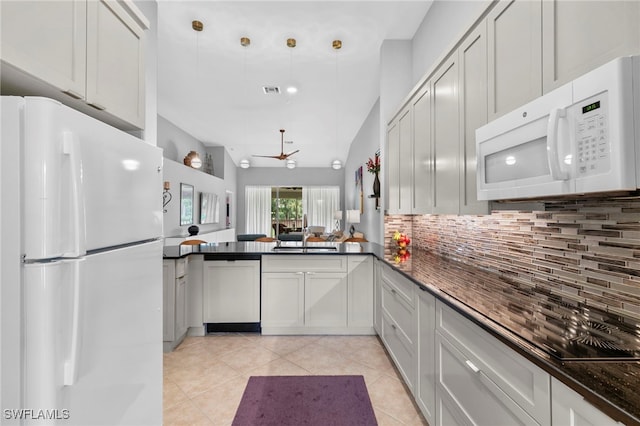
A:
[245,186,272,234]
[302,186,340,233]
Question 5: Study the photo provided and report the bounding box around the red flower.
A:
[366,155,380,174]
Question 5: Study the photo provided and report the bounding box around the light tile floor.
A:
[163,333,427,425]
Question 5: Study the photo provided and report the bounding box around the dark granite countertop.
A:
[162,241,386,259]
[162,242,639,425]
[386,247,640,426]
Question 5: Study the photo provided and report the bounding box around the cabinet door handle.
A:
[465,359,480,373]
[63,89,84,100]
[88,102,106,111]
[391,288,397,295]
[306,272,316,275]
[295,272,304,275]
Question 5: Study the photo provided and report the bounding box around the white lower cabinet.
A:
[380,263,417,393]
[374,274,627,426]
[163,258,189,351]
[261,272,305,328]
[304,272,348,328]
[347,256,374,332]
[373,258,383,335]
[551,378,622,426]
[203,260,260,323]
[416,288,436,425]
[435,301,550,425]
[436,332,540,425]
[262,255,360,335]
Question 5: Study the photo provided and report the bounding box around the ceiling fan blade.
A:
[250,129,300,161]
[252,154,283,159]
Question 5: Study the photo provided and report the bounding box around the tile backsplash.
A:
[385,196,640,318]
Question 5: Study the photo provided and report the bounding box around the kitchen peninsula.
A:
[163,242,639,426]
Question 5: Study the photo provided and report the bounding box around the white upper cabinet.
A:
[398,106,414,213]
[542,0,640,92]
[386,120,401,214]
[387,85,432,215]
[386,105,413,214]
[412,81,433,215]
[1,0,147,130]
[458,22,489,215]
[1,0,87,98]
[487,0,542,120]
[86,0,146,128]
[432,55,460,214]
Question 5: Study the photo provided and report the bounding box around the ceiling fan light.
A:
[239,159,250,169]
[331,160,342,170]
[286,159,296,169]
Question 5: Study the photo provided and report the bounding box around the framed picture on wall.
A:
[355,165,363,213]
[180,183,194,226]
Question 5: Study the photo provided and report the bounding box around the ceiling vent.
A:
[262,86,281,95]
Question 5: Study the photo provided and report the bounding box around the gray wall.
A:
[235,167,345,235]
[342,1,492,246]
[344,99,383,244]
[158,116,237,238]
[411,0,490,87]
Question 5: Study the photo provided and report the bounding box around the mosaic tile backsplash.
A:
[384,196,640,319]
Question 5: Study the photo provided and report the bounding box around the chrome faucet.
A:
[302,214,309,247]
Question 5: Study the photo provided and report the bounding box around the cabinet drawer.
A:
[436,332,539,426]
[381,281,415,343]
[381,263,416,307]
[382,310,416,392]
[175,257,188,279]
[436,302,550,424]
[262,255,347,273]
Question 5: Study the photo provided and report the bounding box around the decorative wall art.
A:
[355,165,363,213]
[180,183,194,226]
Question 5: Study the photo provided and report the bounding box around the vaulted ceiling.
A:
[157,1,432,168]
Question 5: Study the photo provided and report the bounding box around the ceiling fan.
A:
[252,129,299,160]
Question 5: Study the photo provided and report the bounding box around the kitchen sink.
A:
[271,245,338,253]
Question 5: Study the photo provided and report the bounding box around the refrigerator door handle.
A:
[62,131,87,257]
[64,259,83,386]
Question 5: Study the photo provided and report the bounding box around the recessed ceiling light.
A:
[331,160,342,170]
[286,159,296,169]
[239,159,250,169]
[286,86,298,94]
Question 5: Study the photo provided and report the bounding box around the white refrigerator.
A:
[1,97,163,425]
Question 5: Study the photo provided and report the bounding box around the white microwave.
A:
[476,55,640,201]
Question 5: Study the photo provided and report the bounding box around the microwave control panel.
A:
[575,95,610,176]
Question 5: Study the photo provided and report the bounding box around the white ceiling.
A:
[157,1,433,168]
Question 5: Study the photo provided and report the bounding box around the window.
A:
[272,187,303,236]
[245,186,340,236]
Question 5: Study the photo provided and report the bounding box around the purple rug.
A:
[232,375,378,426]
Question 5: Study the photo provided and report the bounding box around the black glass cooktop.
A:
[512,292,640,362]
